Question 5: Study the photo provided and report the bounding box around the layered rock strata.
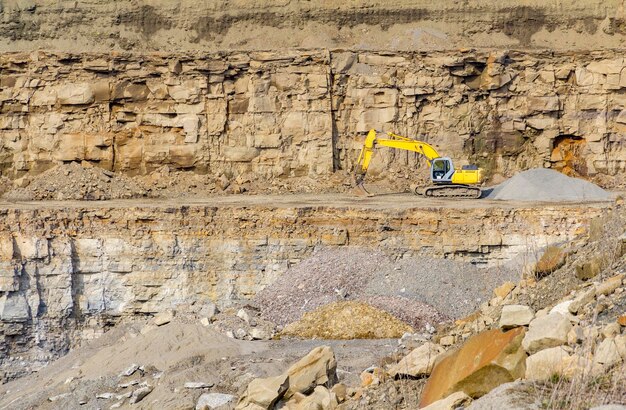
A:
[3,49,626,188]
[0,198,611,381]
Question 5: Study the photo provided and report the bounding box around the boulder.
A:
[535,246,566,276]
[129,385,153,404]
[576,257,603,280]
[422,391,472,410]
[283,385,338,409]
[499,305,534,328]
[153,310,175,326]
[235,374,289,410]
[285,346,337,399]
[493,282,515,299]
[525,346,595,380]
[387,342,445,378]
[593,338,623,368]
[522,313,571,354]
[568,287,596,314]
[595,274,624,296]
[196,393,236,410]
[465,381,541,410]
[419,328,526,407]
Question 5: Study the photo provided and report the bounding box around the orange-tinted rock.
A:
[419,327,526,408]
[618,315,626,327]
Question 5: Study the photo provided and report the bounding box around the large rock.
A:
[568,287,596,314]
[465,381,540,410]
[522,313,571,354]
[499,305,534,329]
[236,346,337,409]
[283,386,338,409]
[595,274,624,296]
[284,345,337,399]
[593,338,623,368]
[387,342,445,379]
[196,393,236,410]
[419,328,526,408]
[422,391,472,410]
[235,374,289,410]
[525,346,595,380]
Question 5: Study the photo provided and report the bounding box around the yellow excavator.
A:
[354,129,483,199]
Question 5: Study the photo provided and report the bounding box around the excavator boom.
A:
[354,129,482,199]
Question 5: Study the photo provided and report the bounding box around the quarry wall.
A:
[3,49,626,188]
[0,199,611,380]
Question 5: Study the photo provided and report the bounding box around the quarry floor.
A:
[0,191,617,210]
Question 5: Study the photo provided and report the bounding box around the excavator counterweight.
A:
[354,129,483,199]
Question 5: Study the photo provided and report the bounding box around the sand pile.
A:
[486,168,611,202]
[2,163,151,201]
[280,301,414,339]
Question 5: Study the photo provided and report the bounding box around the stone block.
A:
[254,134,281,148]
[0,292,30,322]
[522,313,572,354]
[526,346,594,380]
[595,274,624,296]
[593,338,623,368]
[419,328,526,407]
[169,145,197,168]
[387,342,445,378]
[499,305,534,328]
[422,391,472,410]
[57,83,94,105]
[568,286,596,314]
[222,147,260,162]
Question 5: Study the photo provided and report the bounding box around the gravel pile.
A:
[486,168,611,201]
[280,301,414,339]
[3,163,151,201]
[254,247,519,330]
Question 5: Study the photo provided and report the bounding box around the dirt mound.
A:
[280,301,413,339]
[486,168,611,202]
[2,163,151,201]
[254,247,517,329]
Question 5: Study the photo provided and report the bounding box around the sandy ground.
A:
[0,318,396,410]
[0,191,616,212]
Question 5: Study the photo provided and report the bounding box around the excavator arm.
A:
[355,129,441,186]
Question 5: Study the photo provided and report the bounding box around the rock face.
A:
[419,327,527,407]
[0,199,600,382]
[3,49,626,189]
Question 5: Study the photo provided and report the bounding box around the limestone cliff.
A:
[0,198,610,381]
[2,49,626,188]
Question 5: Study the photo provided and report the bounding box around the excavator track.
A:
[417,184,482,199]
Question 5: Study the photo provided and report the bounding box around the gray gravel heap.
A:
[486,168,610,201]
[254,247,520,330]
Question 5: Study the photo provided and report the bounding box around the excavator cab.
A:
[430,157,454,183]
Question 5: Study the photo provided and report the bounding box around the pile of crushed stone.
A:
[254,248,518,330]
[280,301,414,339]
[2,163,151,201]
[486,168,611,202]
